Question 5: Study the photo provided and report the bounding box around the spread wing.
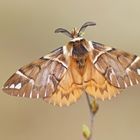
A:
[84,41,140,100]
[2,47,83,106]
[92,41,140,89]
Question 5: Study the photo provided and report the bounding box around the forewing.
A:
[2,47,67,99]
[92,42,140,89]
[3,47,83,106]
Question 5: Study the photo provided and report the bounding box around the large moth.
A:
[2,22,140,106]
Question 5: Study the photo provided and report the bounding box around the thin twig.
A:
[85,93,94,140]
[85,92,99,140]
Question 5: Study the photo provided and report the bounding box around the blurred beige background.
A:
[0,0,140,140]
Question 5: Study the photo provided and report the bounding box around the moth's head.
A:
[54,21,96,40]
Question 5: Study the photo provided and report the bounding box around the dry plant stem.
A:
[85,93,98,140]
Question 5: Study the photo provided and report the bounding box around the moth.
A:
[2,21,140,106]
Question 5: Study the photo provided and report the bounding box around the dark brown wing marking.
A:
[92,42,140,89]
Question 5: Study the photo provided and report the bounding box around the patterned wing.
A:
[2,47,83,106]
[92,42,140,89]
[83,54,119,100]
[84,41,140,100]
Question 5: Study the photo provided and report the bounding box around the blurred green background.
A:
[0,0,140,140]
